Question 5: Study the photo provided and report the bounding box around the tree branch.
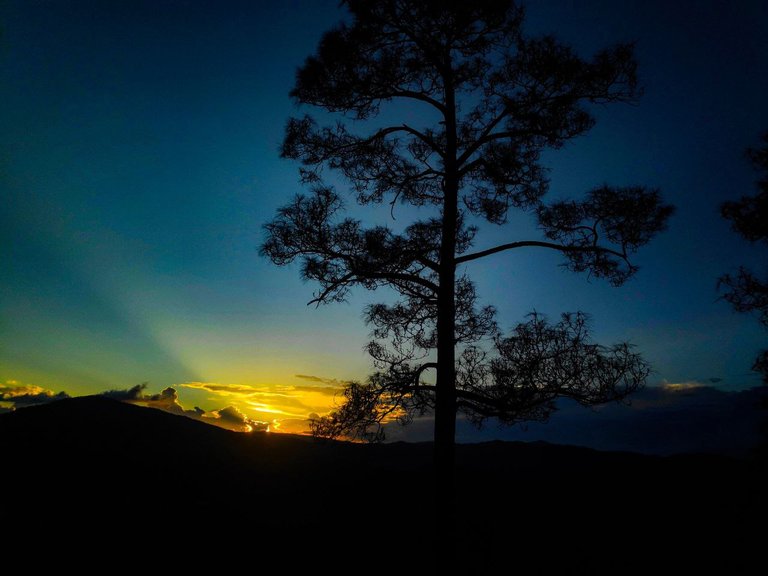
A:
[416,255,440,273]
[399,123,445,159]
[367,272,440,294]
[308,272,355,306]
[390,91,446,115]
[413,362,438,389]
[456,107,511,168]
[322,123,443,164]
[455,240,627,265]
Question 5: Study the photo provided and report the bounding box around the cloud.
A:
[625,380,725,410]
[294,374,349,387]
[101,383,151,401]
[101,383,187,414]
[659,380,709,391]
[204,405,269,433]
[180,382,263,396]
[0,380,70,410]
[100,384,269,433]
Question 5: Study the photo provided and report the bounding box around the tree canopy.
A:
[720,132,768,382]
[262,0,674,445]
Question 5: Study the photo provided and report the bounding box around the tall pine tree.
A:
[262,0,673,520]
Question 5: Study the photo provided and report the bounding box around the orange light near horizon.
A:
[661,381,706,391]
[174,380,348,436]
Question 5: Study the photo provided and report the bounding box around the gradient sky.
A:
[2,0,767,432]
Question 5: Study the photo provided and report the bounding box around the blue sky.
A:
[1,0,767,429]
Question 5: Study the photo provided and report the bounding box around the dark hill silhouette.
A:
[1,397,764,573]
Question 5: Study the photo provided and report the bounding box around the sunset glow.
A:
[178,380,346,432]
[1,0,766,443]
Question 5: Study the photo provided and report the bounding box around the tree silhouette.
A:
[720,132,768,383]
[262,0,673,514]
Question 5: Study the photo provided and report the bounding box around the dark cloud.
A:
[101,383,185,413]
[101,383,150,401]
[213,405,249,425]
[294,374,326,383]
[0,381,70,411]
[294,374,348,387]
[205,405,269,433]
[144,386,186,414]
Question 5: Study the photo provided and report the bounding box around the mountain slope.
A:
[1,396,764,572]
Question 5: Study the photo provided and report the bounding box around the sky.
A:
[1,0,767,438]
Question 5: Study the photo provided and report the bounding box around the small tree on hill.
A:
[262,0,673,509]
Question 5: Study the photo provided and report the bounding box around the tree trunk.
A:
[435,234,456,530]
[434,66,459,546]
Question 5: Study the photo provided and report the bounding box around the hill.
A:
[1,396,764,572]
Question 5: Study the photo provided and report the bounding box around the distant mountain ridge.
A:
[394,385,768,457]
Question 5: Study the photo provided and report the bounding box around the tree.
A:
[720,132,768,383]
[261,0,673,517]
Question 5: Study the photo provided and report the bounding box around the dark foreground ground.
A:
[1,397,764,573]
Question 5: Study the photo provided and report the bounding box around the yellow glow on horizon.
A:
[177,379,346,435]
[244,402,303,417]
[661,381,706,391]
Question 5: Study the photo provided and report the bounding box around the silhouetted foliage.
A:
[263,0,672,480]
[720,132,768,383]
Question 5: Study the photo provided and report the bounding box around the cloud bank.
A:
[0,380,70,412]
[101,383,269,432]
